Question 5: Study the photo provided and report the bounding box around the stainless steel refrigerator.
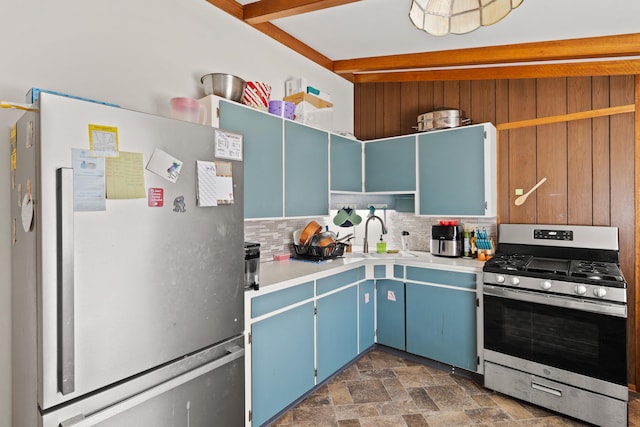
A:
[11,92,245,426]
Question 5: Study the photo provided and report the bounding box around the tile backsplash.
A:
[244,211,497,263]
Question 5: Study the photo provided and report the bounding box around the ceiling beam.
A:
[335,33,640,75]
[205,0,243,20]
[352,59,640,83]
[244,0,361,24]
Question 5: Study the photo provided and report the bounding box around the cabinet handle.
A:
[531,381,562,397]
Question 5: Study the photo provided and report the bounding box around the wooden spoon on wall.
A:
[514,177,547,206]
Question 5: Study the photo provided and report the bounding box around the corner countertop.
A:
[256,251,485,291]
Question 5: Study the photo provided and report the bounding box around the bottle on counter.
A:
[401,231,410,251]
[463,229,471,258]
[376,235,387,253]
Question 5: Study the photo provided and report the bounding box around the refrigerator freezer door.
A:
[16,93,244,410]
[44,336,245,427]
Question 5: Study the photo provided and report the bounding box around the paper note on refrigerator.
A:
[72,148,106,211]
[196,161,218,207]
[146,148,183,183]
[105,152,146,199]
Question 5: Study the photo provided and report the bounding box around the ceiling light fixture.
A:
[409,0,523,36]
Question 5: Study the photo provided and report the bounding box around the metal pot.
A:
[201,73,247,102]
[417,109,465,122]
[415,108,471,131]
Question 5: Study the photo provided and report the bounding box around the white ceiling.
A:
[237,0,640,61]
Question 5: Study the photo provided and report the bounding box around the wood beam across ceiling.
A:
[244,0,361,24]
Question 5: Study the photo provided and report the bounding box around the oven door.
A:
[483,285,627,386]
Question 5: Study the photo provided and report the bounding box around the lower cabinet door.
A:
[317,286,358,382]
[406,283,477,371]
[251,302,315,426]
[376,280,405,351]
[359,280,375,352]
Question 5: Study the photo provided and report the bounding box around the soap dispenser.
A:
[376,235,387,253]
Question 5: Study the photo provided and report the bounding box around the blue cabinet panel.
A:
[365,136,416,192]
[358,280,375,352]
[219,101,283,219]
[284,121,329,217]
[406,267,476,289]
[418,125,485,215]
[393,264,404,279]
[373,264,386,278]
[317,286,358,382]
[317,267,363,295]
[375,279,405,350]
[251,302,315,426]
[331,134,362,192]
[405,283,477,371]
[251,281,314,318]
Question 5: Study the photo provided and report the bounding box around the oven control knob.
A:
[574,285,587,295]
[510,277,520,286]
[593,287,607,298]
[495,275,505,283]
[540,280,552,290]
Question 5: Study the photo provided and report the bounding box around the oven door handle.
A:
[483,285,627,318]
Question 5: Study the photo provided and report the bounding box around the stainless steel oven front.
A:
[482,224,628,427]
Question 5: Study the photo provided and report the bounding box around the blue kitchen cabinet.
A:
[284,121,329,217]
[358,280,375,352]
[316,286,358,382]
[316,267,363,382]
[219,100,283,219]
[405,267,478,371]
[330,134,362,192]
[375,279,405,350]
[418,123,496,216]
[251,286,315,426]
[365,136,416,192]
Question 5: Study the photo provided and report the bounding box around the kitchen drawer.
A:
[406,266,475,289]
[251,281,314,318]
[316,267,365,295]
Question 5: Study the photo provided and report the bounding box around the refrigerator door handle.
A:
[58,345,245,427]
[57,167,75,395]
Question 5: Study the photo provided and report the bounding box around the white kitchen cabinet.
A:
[417,123,496,217]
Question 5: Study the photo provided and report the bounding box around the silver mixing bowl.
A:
[201,73,246,102]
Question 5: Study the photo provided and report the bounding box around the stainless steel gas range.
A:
[482,224,628,427]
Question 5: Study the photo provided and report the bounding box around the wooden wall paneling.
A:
[357,84,376,140]
[401,82,420,136]
[496,80,510,223]
[354,84,362,139]
[508,79,538,224]
[417,81,435,115]
[375,83,384,139]
[609,75,636,387]
[383,82,401,137]
[459,80,471,120]
[433,81,444,109]
[443,80,460,109]
[566,77,593,225]
[591,76,612,226]
[635,74,640,391]
[536,78,568,224]
[470,80,497,125]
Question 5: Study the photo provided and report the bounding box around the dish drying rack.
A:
[292,242,346,260]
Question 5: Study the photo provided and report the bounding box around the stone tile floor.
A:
[271,348,640,427]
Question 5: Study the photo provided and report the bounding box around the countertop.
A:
[257,251,485,291]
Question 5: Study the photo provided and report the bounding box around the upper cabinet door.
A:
[364,136,416,192]
[219,101,284,219]
[284,121,329,217]
[330,134,362,192]
[418,124,496,217]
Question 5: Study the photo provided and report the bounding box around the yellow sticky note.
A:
[105,152,146,199]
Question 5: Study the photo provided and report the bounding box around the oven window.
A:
[484,294,627,385]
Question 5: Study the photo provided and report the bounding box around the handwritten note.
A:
[106,152,146,199]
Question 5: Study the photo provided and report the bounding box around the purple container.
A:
[268,100,295,120]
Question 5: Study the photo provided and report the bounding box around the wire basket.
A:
[292,242,346,260]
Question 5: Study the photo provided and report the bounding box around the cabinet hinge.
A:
[314,307,317,315]
[314,368,318,377]
[248,410,252,423]
[484,130,487,139]
[484,201,488,210]
[216,107,220,119]
[476,298,479,307]
[477,356,480,366]
[248,332,252,344]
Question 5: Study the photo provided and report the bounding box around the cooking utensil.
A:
[200,73,247,102]
[515,177,547,206]
[299,220,322,245]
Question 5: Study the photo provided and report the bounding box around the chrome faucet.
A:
[363,215,388,253]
